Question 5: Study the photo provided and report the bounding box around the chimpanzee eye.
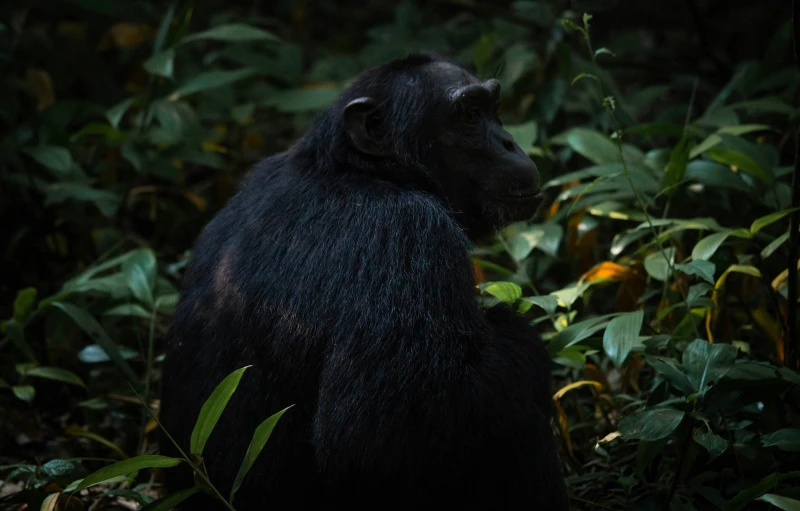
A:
[462,107,481,125]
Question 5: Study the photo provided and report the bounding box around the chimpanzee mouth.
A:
[500,190,544,202]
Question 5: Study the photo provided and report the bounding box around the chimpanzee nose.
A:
[501,136,516,153]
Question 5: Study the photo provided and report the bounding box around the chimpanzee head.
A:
[301,52,543,240]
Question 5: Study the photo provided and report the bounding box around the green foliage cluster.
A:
[1,1,799,510]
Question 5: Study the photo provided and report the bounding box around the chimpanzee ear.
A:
[343,97,389,157]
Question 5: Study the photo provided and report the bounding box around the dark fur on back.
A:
[159,52,569,510]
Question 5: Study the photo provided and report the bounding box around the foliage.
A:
[1,1,799,510]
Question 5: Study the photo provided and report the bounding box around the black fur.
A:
[160,52,569,510]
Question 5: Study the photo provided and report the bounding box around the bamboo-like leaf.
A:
[190,366,251,455]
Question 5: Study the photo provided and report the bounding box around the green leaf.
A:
[72,455,182,493]
[183,23,280,43]
[483,282,522,304]
[24,146,73,175]
[13,385,35,403]
[570,73,598,86]
[104,303,152,319]
[0,377,9,389]
[725,472,800,511]
[78,344,139,364]
[603,309,644,368]
[260,87,341,113]
[762,232,790,259]
[724,361,780,380]
[41,459,80,478]
[761,429,800,451]
[140,488,201,511]
[644,246,676,281]
[660,137,690,195]
[757,494,800,510]
[13,287,37,323]
[751,208,798,235]
[674,260,716,284]
[645,355,693,394]
[521,295,559,315]
[558,128,622,165]
[506,223,563,260]
[123,248,156,306]
[173,68,257,97]
[594,47,616,57]
[106,97,135,128]
[706,148,771,184]
[693,429,728,459]
[548,314,622,356]
[682,339,737,394]
[618,407,685,440]
[191,366,251,455]
[230,405,293,502]
[52,302,140,387]
[22,366,85,388]
[143,48,175,78]
[692,232,733,261]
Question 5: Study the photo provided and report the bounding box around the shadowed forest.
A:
[1,1,799,509]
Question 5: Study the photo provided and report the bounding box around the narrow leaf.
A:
[191,366,251,455]
[22,366,85,388]
[230,405,293,502]
[52,302,140,387]
[141,488,201,511]
[757,494,800,510]
[72,455,182,492]
[183,23,280,43]
[750,208,798,235]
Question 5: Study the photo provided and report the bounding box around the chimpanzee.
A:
[159,52,569,510]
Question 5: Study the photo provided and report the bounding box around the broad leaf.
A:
[675,260,716,284]
[13,385,35,403]
[682,339,737,394]
[693,429,728,459]
[24,146,73,175]
[143,49,175,78]
[521,295,559,315]
[483,282,522,303]
[724,472,800,511]
[618,407,685,440]
[603,309,644,368]
[645,355,693,394]
[761,429,800,451]
[644,247,676,281]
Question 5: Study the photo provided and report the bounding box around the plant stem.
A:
[131,386,237,511]
[580,23,699,338]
